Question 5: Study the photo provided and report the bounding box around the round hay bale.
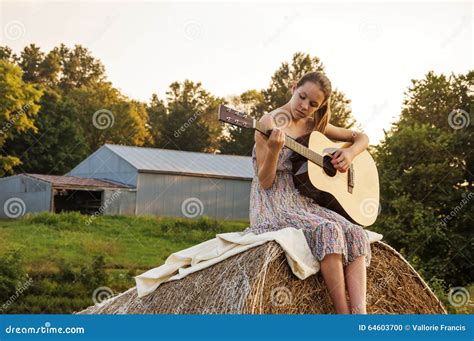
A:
[76,241,446,314]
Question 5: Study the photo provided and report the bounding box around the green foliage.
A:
[1,254,109,314]
[0,60,42,175]
[1,43,151,174]
[145,93,167,147]
[4,43,105,88]
[1,46,361,168]
[66,82,151,151]
[374,70,473,287]
[262,52,325,109]
[0,251,27,304]
[4,88,88,174]
[153,80,223,152]
[219,90,266,156]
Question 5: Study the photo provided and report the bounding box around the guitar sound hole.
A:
[322,155,337,177]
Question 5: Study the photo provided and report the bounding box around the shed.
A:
[0,173,134,218]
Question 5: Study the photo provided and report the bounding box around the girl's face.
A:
[289,81,326,121]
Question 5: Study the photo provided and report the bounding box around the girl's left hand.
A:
[331,148,354,173]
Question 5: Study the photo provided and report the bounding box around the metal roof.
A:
[103,144,254,180]
[24,174,132,189]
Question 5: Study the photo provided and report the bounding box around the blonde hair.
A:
[295,71,332,133]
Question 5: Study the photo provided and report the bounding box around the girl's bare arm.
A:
[255,114,285,190]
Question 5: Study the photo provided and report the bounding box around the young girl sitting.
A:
[243,71,371,314]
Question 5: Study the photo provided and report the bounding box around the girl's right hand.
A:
[266,128,285,153]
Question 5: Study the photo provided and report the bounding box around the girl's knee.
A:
[321,253,344,263]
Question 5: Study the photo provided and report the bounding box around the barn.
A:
[0,173,133,218]
[0,144,254,220]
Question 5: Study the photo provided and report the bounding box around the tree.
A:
[398,71,473,186]
[0,46,19,63]
[4,88,88,174]
[374,70,473,287]
[8,44,106,90]
[67,82,151,152]
[156,80,223,152]
[145,93,167,147]
[18,44,45,83]
[56,44,106,90]
[0,60,42,176]
[218,90,265,156]
[38,49,62,87]
[263,52,325,109]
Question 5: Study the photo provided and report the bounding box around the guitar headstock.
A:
[218,105,255,129]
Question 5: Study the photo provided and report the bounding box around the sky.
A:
[0,0,472,144]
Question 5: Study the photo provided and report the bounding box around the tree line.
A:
[0,43,472,290]
[0,45,355,176]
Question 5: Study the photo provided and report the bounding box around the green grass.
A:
[1,212,471,314]
[0,212,249,313]
[0,212,249,273]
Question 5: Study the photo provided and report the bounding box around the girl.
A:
[242,71,371,314]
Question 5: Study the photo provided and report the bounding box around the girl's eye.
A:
[299,93,318,107]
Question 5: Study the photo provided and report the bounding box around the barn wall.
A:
[102,189,137,215]
[135,172,251,220]
[67,146,138,187]
[0,175,52,218]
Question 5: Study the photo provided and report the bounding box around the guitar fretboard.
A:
[255,121,324,168]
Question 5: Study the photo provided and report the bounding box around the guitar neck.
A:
[218,104,329,168]
[254,120,324,168]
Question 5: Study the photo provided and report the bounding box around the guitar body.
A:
[290,131,380,226]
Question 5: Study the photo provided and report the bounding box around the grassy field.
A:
[0,212,249,313]
[0,212,471,314]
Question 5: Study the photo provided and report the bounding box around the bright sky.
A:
[0,0,472,144]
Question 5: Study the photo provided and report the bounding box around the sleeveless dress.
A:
[243,144,372,267]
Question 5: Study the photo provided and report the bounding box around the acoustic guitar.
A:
[218,104,380,226]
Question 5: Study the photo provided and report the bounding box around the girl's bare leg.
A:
[344,255,367,314]
[320,253,350,314]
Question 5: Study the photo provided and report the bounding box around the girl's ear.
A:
[290,82,297,94]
